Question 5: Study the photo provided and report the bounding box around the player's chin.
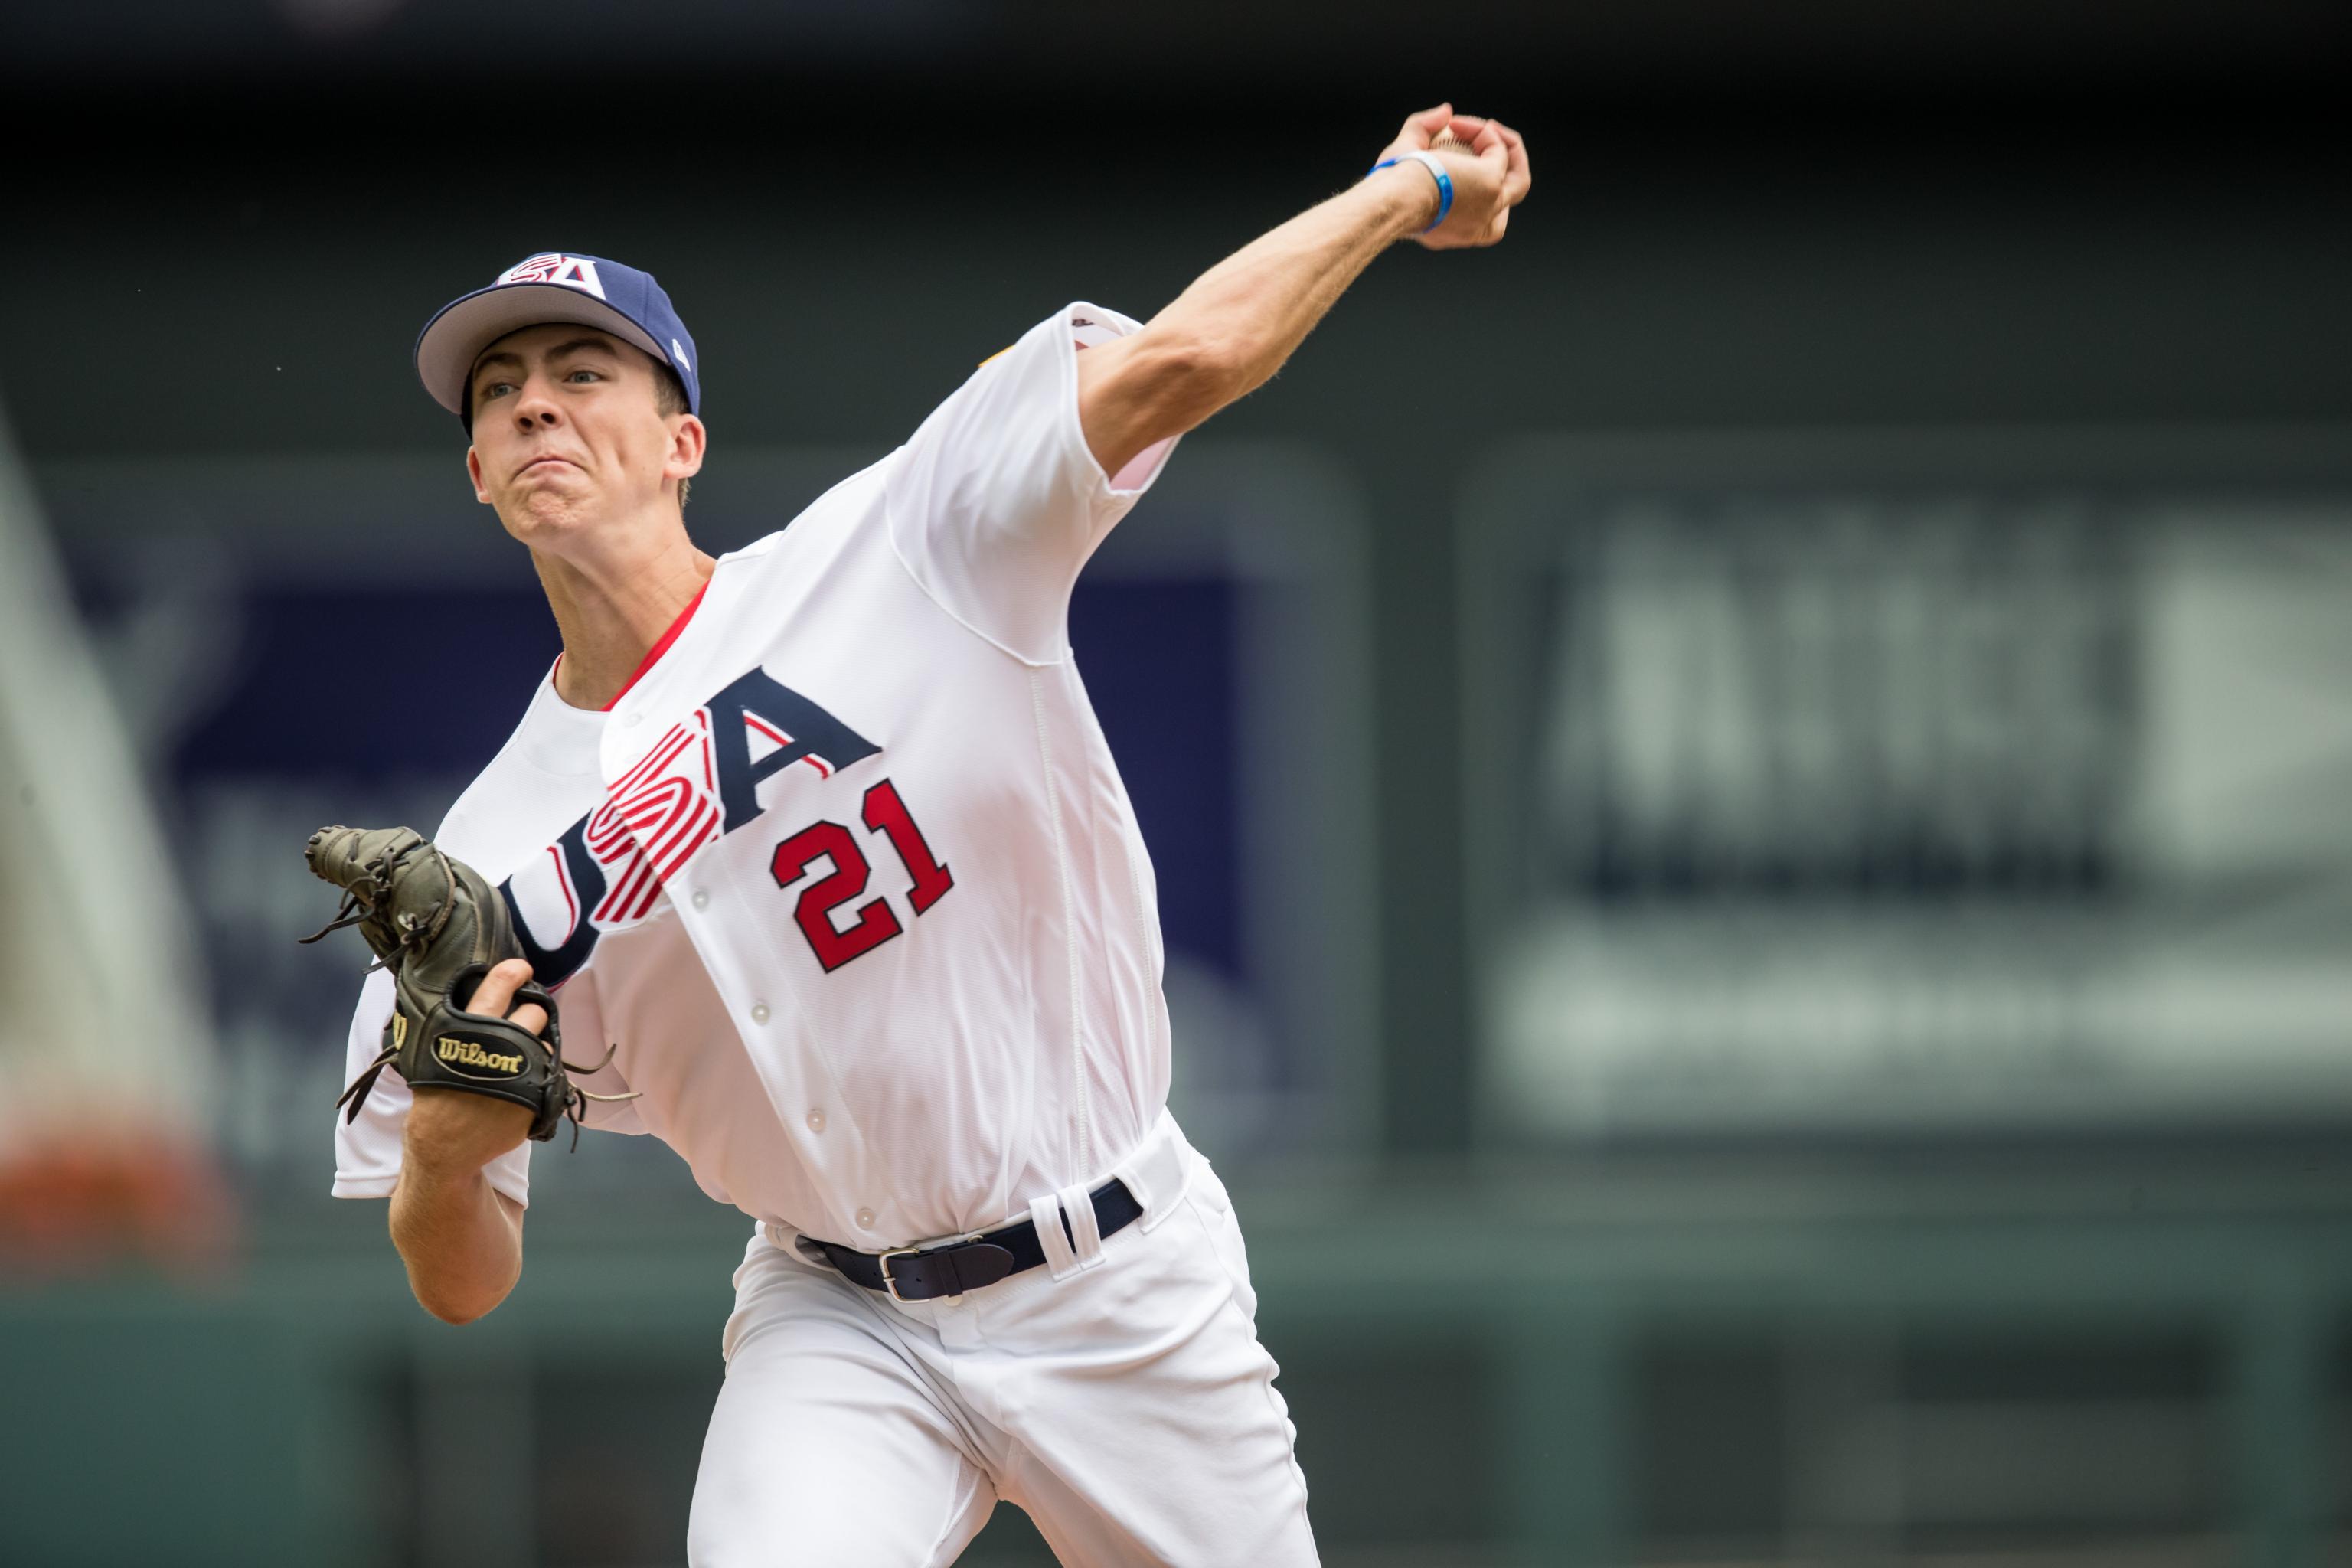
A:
[496,485,599,544]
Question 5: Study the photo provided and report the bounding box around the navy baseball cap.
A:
[415,251,700,423]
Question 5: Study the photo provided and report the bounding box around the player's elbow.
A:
[409,1272,514,1325]
[419,1295,485,1327]
[1110,327,1244,420]
[388,1178,525,1326]
[1149,328,1251,414]
[1080,329,1240,479]
[398,1230,522,1322]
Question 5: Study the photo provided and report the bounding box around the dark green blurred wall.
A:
[6,85,2348,1158]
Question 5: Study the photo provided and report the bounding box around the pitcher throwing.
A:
[318,104,1529,1566]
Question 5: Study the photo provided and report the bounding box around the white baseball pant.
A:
[685,1113,1320,1566]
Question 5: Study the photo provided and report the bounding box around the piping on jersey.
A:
[1121,789,1163,1006]
[1030,667,1093,1178]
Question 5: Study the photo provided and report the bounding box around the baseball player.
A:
[326,104,1530,1566]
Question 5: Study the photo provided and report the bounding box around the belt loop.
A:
[1030,1193,1082,1279]
[1059,1179,1106,1269]
[1119,1109,1191,1233]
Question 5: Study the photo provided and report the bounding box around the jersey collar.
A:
[550,580,711,714]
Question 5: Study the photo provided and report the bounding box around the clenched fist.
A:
[1372,103,1532,250]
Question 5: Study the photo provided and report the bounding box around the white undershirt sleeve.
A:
[883,302,1181,665]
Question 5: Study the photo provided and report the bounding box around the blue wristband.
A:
[1367,150,1452,232]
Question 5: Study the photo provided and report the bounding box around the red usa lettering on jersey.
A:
[501,667,880,985]
[497,253,606,298]
[582,708,720,927]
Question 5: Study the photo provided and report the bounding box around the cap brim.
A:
[415,282,669,416]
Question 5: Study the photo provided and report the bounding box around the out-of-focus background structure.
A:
[3,4,2350,1563]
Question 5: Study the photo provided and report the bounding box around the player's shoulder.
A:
[953,302,1146,397]
[433,670,606,874]
[709,455,903,576]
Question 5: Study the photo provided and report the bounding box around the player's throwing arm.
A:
[1071,103,1530,480]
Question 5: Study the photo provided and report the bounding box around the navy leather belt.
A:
[814,1178,1143,1302]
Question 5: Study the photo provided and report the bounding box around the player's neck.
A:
[534,524,717,711]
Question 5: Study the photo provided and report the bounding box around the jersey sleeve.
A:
[882,301,1182,664]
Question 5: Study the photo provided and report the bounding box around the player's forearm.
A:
[1146,164,1436,407]
[388,1158,524,1325]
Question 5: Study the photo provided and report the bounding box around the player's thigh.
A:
[995,1168,1318,1567]
[688,1248,994,1568]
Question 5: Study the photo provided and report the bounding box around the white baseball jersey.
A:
[332,301,1184,1250]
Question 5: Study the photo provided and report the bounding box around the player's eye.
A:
[479,381,516,401]
[564,368,603,384]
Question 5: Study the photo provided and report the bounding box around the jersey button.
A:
[805,1109,826,1133]
[622,711,643,727]
[691,888,710,910]
[855,1207,877,1230]
[750,1002,771,1025]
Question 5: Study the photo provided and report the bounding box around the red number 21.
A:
[861,778,954,914]
[769,779,954,972]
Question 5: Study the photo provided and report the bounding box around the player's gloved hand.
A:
[301,825,625,1151]
[403,959,543,1174]
[1371,103,1532,251]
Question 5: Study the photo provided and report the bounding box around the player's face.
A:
[462,324,702,547]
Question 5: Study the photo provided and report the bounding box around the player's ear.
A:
[466,446,492,505]
[665,414,707,483]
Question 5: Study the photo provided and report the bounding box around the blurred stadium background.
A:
[4,3,2350,1563]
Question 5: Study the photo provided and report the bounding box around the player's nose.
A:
[509,379,563,430]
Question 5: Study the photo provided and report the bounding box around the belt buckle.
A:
[877,1233,988,1303]
[876,1246,921,1302]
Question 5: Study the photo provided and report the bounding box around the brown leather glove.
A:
[302,825,599,1145]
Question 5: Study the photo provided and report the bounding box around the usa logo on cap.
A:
[496,254,607,298]
[414,250,700,422]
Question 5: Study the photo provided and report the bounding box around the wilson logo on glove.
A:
[437,1037,526,1077]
